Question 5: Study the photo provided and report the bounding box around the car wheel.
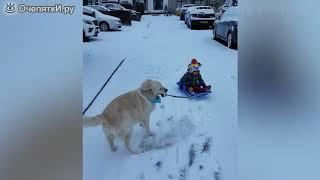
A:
[189,20,193,29]
[83,31,88,42]
[213,27,217,40]
[227,32,234,49]
[100,22,110,31]
[227,32,236,49]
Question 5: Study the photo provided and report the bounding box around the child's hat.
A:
[188,58,201,73]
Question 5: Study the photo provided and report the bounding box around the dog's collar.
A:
[148,96,161,104]
[140,89,161,104]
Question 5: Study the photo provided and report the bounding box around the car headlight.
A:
[83,19,92,25]
[113,19,121,23]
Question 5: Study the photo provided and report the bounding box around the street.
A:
[83,15,237,180]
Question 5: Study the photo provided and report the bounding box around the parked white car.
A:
[83,15,98,42]
[186,6,215,29]
[83,6,122,31]
[184,6,195,25]
[180,4,195,20]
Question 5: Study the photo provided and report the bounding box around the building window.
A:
[153,0,163,10]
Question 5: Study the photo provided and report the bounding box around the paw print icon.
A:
[5,2,16,14]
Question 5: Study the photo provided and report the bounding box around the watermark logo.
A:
[4,2,16,14]
[3,2,75,15]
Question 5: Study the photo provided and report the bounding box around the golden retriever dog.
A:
[83,79,168,154]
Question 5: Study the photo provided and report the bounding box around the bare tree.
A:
[211,0,225,11]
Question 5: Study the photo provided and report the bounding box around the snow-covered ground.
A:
[83,15,237,180]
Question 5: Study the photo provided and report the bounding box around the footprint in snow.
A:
[179,167,187,180]
[202,137,213,153]
[167,115,173,121]
[154,161,162,171]
[139,117,194,152]
[189,144,196,167]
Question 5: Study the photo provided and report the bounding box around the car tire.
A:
[83,31,88,42]
[213,27,217,40]
[189,21,194,30]
[227,32,236,49]
[99,22,110,31]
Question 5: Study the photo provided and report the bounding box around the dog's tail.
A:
[83,114,104,128]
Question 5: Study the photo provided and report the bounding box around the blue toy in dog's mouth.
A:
[148,95,161,104]
[154,95,161,103]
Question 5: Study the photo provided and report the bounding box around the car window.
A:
[220,12,227,21]
[83,7,95,17]
[220,7,238,22]
[94,6,104,11]
[115,4,125,10]
[83,7,92,14]
[99,6,109,11]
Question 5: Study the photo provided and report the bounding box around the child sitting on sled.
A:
[179,59,211,93]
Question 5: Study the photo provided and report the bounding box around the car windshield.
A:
[105,4,116,9]
[83,7,95,17]
[89,5,108,12]
[111,4,126,10]
[84,6,103,16]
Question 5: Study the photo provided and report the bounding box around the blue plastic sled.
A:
[176,82,211,97]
